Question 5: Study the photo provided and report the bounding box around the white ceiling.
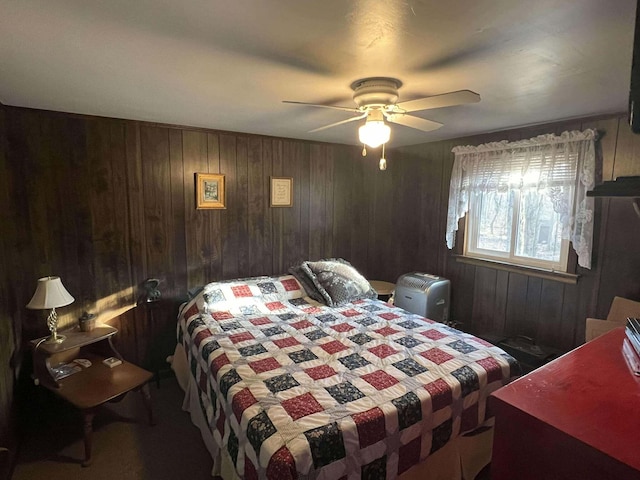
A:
[0,0,636,146]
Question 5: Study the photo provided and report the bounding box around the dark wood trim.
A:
[454,256,580,284]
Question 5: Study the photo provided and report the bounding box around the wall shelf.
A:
[587,176,640,197]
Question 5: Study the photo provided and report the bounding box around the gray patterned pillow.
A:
[301,258,377,306]
[288,263,326,303]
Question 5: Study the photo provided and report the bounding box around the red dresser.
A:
[490,327,640,480]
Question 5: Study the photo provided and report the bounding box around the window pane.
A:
[515,189,563,262]
[476,190,513,253]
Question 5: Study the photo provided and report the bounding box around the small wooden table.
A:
[31,326,154,466]
[370,280,395,300]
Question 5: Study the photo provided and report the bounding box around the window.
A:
[446,130,597,271]
[465,187,570,271]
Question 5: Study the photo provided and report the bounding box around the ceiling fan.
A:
[283,77,481,150]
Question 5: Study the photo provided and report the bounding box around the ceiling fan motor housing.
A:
[351,77,402,108]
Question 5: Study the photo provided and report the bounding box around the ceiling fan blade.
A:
[282,100,357,113]
[309,112,368,133]
[397,90,480,113]
[387,114,443,132]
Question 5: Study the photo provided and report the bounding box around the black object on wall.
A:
[629,0,640,133]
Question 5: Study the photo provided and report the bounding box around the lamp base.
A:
[44,334,66,344]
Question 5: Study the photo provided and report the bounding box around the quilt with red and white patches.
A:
[177,275,518,480]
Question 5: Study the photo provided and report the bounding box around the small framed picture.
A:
[270,177,293,207]
[196,173,225,209]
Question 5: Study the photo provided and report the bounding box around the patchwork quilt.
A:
[177,275,518,480]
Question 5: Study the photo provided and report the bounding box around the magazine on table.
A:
[50,358,92,380]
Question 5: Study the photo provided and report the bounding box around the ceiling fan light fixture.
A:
[359,110,390,148]
[359,121,390,148]
[284,77,477,143]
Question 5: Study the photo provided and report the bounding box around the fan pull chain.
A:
[362,145,367,156]
[379,143,387,171]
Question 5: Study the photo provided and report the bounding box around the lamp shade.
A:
[26,276,75,310]
[358,110,390,148]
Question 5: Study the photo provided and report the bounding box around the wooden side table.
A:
[31,325,154,466]
[370,280,395,301]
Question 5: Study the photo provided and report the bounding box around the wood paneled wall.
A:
[0,102,17,478]
[2,106,640,473]
[2,107,383,341]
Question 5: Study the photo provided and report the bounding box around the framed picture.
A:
[270,177,293,207]
[196,173,226,209]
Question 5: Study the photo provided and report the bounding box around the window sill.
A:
[453,255,579,284]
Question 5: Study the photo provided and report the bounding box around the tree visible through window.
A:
[466,187,569,271]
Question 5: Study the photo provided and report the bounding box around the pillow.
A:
[301,258,377,306]
[201,275,305,311]
[288,263,326,303]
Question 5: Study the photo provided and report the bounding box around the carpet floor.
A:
[12,375,213,480]
[12,375,492,480]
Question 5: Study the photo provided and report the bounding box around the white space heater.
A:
[394,272,450,323]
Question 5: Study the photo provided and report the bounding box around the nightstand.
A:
[31,325,154,466]
[370,280,395,301]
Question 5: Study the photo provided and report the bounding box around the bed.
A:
[171,261,519,480]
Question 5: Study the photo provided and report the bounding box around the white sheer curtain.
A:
[446,129,597,269]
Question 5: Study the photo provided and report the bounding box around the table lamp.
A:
[26,276,75,344]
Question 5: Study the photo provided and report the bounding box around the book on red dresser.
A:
[622,337,640,375]
[625,318,640,358]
